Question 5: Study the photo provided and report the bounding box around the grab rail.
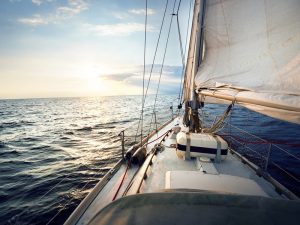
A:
[201,111,300,198]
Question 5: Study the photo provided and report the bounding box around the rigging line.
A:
[45,160,111,225]
[180,0,193,104]
[12,143,114,223]
[112,163,130,201]
[183,0,193,60]
[270,161,300,183]
[135,0,169,141]
[10,171,75,224]
[21,140,114,224]
[150,0,177,139]
[146,0,177,141]
[140,0,148,146]
[147,111,155,138]
[143,0,169,104]
[175,0,186,106]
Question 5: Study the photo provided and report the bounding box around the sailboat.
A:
[64,0,300,224]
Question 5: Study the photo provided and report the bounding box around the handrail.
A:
[201,111,300,198]
[63,159,124,225]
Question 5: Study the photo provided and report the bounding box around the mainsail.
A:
[189,0,300,124]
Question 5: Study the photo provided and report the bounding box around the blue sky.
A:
[0,0,193,99]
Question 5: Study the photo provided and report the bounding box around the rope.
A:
[45,166,105,225]
[112,163,130,201]
[11,139,116,224]
[9,172,74,224]
[146,129,171,146]
[176,0,186,106]
[202,103,234,133]
[140,0,148,146]
[270,161,300,183]
[222,134,300,152]
[179,0,193,105]
[151,0,177,131]
[135,0,169,142]
[144,0,169,102]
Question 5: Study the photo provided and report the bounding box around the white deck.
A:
[71,117,283,225]
[133,118,281,198]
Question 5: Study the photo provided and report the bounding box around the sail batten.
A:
[195,0,300,124]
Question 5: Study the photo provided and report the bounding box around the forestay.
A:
[195,0,300,124]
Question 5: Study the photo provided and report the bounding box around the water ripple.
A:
[0,95,298,225]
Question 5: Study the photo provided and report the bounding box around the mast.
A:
[183,0,201,102]
[183,0,205,132]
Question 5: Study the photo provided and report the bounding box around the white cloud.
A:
[19,0,88,26]
[129,8,156,15]
[18,14,48,26]
[32,0,42,5]
[31,0,55,6]
[56,0,88,19]
[112,12,129,20]
[101,64,182,94]
[86,23,155,36]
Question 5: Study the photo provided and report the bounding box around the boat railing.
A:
[9,140,119,225]
[201,111,300,197]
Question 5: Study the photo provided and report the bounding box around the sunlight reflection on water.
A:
[0,95,299,224]
[0,95,176,224]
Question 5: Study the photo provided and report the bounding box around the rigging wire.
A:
[143,0,169,106]
[148,0,178,136]
[140,0,148,146]
[175,0,185,106]
[135,0,169,142]
[18,140,114,224]
[178,0,193,105]
[9,172,74,224]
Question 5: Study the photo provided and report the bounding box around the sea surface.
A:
[0,95,299,224]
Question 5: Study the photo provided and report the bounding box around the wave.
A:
[76,126,93,132]
[30,145,51,151]
[93,123,115,129]
[0,96,298,225]
[81,115,97,119]
[0,141,6,148]
[60,136,70,140]
[0,120,35,129]
[26,137,39,143]
[0,150,21,157]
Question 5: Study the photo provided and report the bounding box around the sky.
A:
[0,0,193,99]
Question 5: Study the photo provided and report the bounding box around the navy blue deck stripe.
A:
[177,144,228,155]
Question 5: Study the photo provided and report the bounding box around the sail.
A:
[194,0,300,124]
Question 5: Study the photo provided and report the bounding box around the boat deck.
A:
[67,117,284,225]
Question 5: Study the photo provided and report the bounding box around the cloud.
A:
[112,8,155,20]
[18,14,49,26]
[129,8,156,15]
[85,22,155,36]
[102,73,137,81]
[18,0,88,26]
[56,0,88,19]
[101,64,183,94]
[31,0,54,5]
[112,12,129,20]
[32,0,42,5]
[102,65,183,81]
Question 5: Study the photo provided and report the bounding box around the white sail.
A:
[195,0,300,124]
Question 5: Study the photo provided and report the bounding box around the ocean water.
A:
[0,95,299,224]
